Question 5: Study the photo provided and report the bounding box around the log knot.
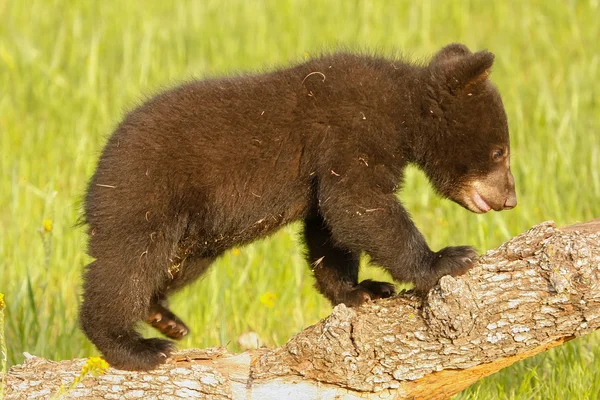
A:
[538,232,600,295]
[537,230,600,336]
[423,276,477,339]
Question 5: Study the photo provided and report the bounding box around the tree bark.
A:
[4,219,600,399]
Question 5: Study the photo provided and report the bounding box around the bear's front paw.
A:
[343,280,396,307]
[415,246,478,294]
[433,245,478,277]
[357,279,396,299]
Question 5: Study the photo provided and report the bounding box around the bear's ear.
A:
[429,46,495,93]
[430,43,472,65]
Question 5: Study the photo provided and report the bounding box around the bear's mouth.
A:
[471,190,491,213]
[455,186,492,214]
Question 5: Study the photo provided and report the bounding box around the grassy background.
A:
[1,0,599,398]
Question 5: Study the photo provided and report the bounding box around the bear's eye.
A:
[491,148,504,162]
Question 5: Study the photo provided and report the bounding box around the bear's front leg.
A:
[303,212,396,306]
[317,168,477,294]
[418,245,478,293]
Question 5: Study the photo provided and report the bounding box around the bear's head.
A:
[420,43,517,214]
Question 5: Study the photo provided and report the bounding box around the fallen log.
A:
[4,219,600,399]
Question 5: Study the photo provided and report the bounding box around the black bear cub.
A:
[81,43,516,370]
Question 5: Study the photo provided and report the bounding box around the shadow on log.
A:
[4,219,600,399]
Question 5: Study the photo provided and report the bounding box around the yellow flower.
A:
[304,52,309,59]
[0,292,4,309]
[232,248,241,256]
[52,356,109,398]
[259,292,276,308]
[43,219,53,233]
[82,356,109,376]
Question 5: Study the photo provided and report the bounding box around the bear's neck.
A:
[386,64,442,170]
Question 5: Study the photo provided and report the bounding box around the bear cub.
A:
[81,43,516,370]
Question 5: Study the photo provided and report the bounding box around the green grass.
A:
[1,0,599,398]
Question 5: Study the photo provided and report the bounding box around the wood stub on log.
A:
[4,219,600,399]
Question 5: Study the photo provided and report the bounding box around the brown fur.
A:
[80,43,516,370]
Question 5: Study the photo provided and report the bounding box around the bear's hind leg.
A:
[80,259,175,371]
[147,296,189,340]
[304,214,396,306]
[146,256,214,339]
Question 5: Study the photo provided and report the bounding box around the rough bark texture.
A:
[4,219,600,399]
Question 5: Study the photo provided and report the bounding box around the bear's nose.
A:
[504,189,517,210]
[503,170,517,209]
[504,194,517,209]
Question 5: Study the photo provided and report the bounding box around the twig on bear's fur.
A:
[301,71,326,84]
